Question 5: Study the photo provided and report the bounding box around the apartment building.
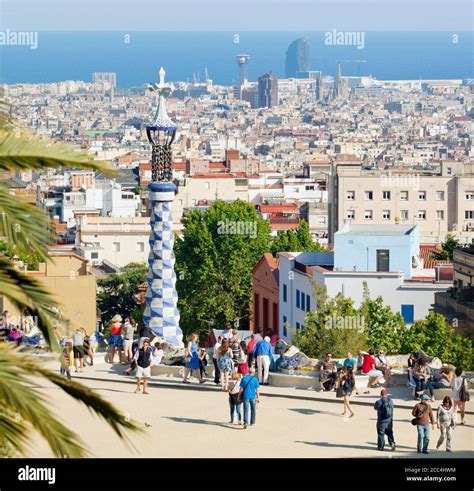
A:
[278,224,449,342]
[333,161,474,244]
[75,216,150,267]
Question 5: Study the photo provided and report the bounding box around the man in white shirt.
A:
[213,336,222,385]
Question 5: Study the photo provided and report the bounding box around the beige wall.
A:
[1,254,96,336]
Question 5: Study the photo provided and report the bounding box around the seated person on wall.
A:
[376,350,395,387]
[359,349,384,388]
[425,365,453,401]
[317,353,338,391]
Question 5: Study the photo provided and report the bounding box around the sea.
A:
[0,31,472,87]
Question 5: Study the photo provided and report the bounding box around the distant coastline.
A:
[1,31,472,87]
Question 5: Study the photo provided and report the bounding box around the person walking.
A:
[107,314,124,363]
[436,396,455,452]
[228,373,243,425]
[59,343,73,381]
[236,341,249,376]
[217,339,233,390]
[82,329,94,367]
[183,333,205,384]
[338,366,357,417]
[122,318,136,363]
[412,394,436,454]
[133,338,153,394]
[240,367,260,429]
[72,327,85,373]
[451,367,469,425]
[212,336,222,385]
[374,389,396,451]
[198,347,209,379]
[254,336,273,385]
[229,329,241,371]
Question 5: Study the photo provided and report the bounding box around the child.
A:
[237,341,249,376]
[59,343,73,380]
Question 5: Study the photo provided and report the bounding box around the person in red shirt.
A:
[360,349,384,388]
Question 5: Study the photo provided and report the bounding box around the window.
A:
[400,191,409,201]
[346,210,355,220]
[400,210,409,220]
[301,293,306,311]
[305,185,315,191]
[466,192,474,200]
[364,191,373,200]
[283,284,287,303]
[382,191,391,200]
[91,252,99,259]
[436,191,445,201]
[205,182,210,189]
[418,210,426,220]
[401,304,414,324]
[466,211,474,219]
[447,167,452,175]
[296,289,300,309]
[436,210,444,220]
[418,191,426,200]
[382,210,391,220]
[376,249,390,272]
[306,294,310,312]
[136,242,145,252]
[283,316,287,337]
[346,191,355,200]
[296,322,301,330]
[317,216,326,224]
[112,242,120,252]
[364,210,373,220]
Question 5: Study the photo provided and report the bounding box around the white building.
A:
[75,216,149,267]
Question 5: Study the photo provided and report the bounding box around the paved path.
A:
[28,362,474,458]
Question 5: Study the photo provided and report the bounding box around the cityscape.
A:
[0,0,473,487]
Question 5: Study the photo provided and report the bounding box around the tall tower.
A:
[285,38,309,78]
[143,67,183,347]
[236,54,250,86]
[258,72,278,108]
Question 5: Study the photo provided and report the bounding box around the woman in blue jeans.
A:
[228,373,243,424]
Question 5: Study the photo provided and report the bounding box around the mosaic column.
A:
[142,67,183,347]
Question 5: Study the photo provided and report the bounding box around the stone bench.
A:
[150,364,184,377]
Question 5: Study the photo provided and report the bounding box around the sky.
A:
[0,0,472,32]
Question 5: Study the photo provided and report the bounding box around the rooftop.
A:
[335,224,416,236]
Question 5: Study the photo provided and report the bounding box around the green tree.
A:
[435,234,463,260]
[0,126,141,456]
[97,262,148,325]
[293,283,367,359]
[359,284,404,354]
[0,240,43,270]
[270,219,324,256]
[399,312,473,369]
[175,200,271,338]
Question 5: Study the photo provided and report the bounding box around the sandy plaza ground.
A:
[27,363,474,459]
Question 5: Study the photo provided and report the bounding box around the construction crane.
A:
[337,59,367,76]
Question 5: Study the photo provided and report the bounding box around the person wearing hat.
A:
[412,394,436,454]
[374,389,396,451]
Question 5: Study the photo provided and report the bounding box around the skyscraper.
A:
[236,54,250,86]
[285,38,309,78]
[92,72,117,87]
[258,72,278,108]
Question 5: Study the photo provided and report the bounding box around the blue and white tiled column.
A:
[143,182,183,347]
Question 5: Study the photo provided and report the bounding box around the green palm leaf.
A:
[0,132,113,174]
[0,344,142,457]
[0,186,53,260]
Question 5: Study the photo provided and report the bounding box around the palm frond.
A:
[0,345,142,457]
[0,256,60,348]
[0,410,28,456]
[0,186,53,259]
[0,132,114,174]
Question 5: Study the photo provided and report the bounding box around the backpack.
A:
[459,377,470,402]
[380,399,392,419]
